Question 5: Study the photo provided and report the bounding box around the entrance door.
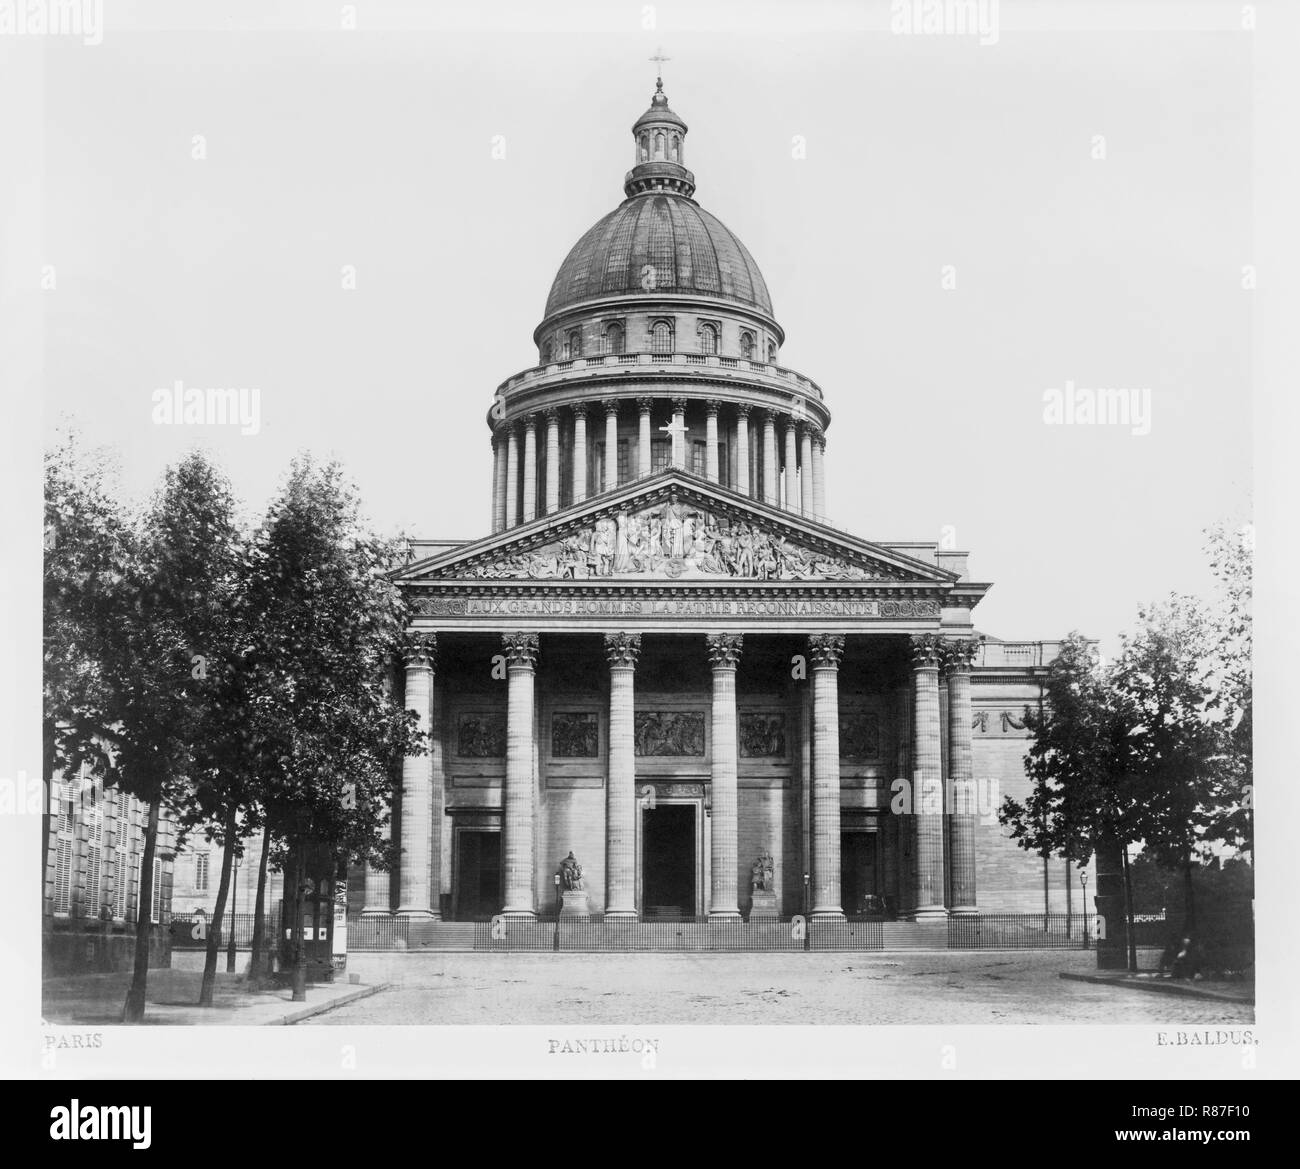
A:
[641,804,695,918]
[455,830,501,921]
[841,831,878,916]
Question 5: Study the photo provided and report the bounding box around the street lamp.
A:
[1080,871,1090,950]
[803,872,810,917]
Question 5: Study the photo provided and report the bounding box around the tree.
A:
[998,632,1142,967]
[241,456,417,998]
[146,452,251,1008]
[1110,596,1233,929]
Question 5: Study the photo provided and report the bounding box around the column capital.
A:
[522,413,538,434]
[814,430,827,451]
[543,406,560,423]
[940,635,984,675]
[705,632,744,669]
[704,398,721,417]
[571,402,589,420]
[603,632,642,668]
[909,632,943,670]
[402,632,438,671]
[501,632,540,669]
[671,396,689,414]
[804,421,823,440]
[636,396,653,414]
[807,634,845,669]
[604,398,621,418]
[734,402,752,420]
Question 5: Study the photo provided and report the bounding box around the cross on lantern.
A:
[650,47,671,85]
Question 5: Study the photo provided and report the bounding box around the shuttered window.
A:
[53,776,74,914]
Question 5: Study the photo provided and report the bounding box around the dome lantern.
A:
[625,78,695,198]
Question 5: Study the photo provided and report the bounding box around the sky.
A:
[32,0,1252,654]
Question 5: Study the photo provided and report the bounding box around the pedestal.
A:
[748,890,779,921]
[560,890,590,918]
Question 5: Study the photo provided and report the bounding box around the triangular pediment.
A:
[396,471,955,586]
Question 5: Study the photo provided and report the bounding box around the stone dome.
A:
[543,194,775,319]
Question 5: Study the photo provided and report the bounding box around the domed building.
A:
[377,79,1082,937]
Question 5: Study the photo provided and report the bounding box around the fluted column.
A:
[707,634,743,922]
[491,433,505,533]
[783,418,799,512]
[910,633,947,921]
[671,397,688,469]
[572,404,588,505]
[637,397,653,478]
[361,823,392,916]
[604,633,641,920]
[544,408,560,515]
[809,635,845,919]
[812,430,827,521]
[505,424,520,529]
[397,635,437,919]
[943,637,981,914]
[522,415,538,524]
[800,424,815,516]
[502,633,539,920]
[734,404,751,496]
[604,401,619,492]
[705,400,720,483]
[761,410,778,505]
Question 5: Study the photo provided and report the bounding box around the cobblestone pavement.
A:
[305,951,1255,1025]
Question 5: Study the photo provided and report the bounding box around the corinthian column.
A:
[604,633,641,920]
[812,430,827,521]
[734,404,751,496]
[544,408,560,515]
[799,425,815,516]
[604,401,619,492]
[910,633,947,921]
[397,635,438,919]
[502,633,539,920]
[809,634,845,919]
[491,433,505,533]
[522,415,538,523]
[705,400,721,483]
[707,634,743,922]
[505,424,520,529]
[572,404,588,505]
[942,636,982,914]
[783,419,799,512]
[671,397,688,470]
[761,410,778,505]
[637,397,653,478]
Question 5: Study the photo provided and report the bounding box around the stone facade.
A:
[372,80,1084,925]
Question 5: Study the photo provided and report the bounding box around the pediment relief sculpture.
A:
[436,501,899,582]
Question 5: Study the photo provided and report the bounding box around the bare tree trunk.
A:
[122,799,159,1024]
[199,806,238,1006]
[1183,855,1197,932]
[1122,846,1138,972]
[248,825,271,987]
[291,844,308,1002]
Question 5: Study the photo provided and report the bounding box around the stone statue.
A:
[560,851,584,891]
[750,852,774,893]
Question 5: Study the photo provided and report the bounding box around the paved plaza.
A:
[311,951,1255,1026]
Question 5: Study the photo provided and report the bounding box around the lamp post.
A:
[803,872,810,918]
[226,856,240,972]
[553,873,560,951]
[1080,871,1090,950]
